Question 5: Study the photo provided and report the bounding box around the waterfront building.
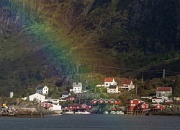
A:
[29,93,45,102]
[151,104,165,112]
[127,99,149,112]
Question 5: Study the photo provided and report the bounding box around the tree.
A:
[173,75,180,96]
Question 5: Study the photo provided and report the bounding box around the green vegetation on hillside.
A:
[0,0,180,97]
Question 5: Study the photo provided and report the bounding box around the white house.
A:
[29,93,45,102]
[119,79,135,91]
[107,85,119,93]
[49,104,62,114]
[61,91,71,98]
[104,77,117,87]
[36,85,49,95]
[70,82,82,94]
[156,87,172,97]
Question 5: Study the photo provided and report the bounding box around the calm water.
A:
[0,114,180,130]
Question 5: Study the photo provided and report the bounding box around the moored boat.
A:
[74,111,91,114]
[116,111,124,114]
[63,110,74,114]
[103,111,108,114]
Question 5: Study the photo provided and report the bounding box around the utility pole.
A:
[163,69,165,79]
[136,85,138,95]
[76,61,80,82]
[142,76,144,85]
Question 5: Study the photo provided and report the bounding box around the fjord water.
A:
[0,114,179,130]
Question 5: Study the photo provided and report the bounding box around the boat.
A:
[63,110,74,114]
[109,111,124,115]
[103,111,108,114]
[74,110,91,114]
[110,111,116,114]
[53,110,62,115]
[116,111,124,114]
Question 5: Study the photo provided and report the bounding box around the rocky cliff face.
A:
[1,0,179,52]
[0,0,180,95]
[128,0,179,53]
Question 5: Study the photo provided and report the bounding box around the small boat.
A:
[103,111,108,114]
[74,110,91,114]
[110,111,116,114]
[116,111,124,115]
[53,110,62,115]
[63,110,74,114]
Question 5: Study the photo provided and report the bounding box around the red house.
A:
[140,102,149,110]
[64,103,91,111]
[114,99,122,105]
[91,98,122,105]
[108,99,115,104]
[104,99,109,104]
[67,96,75,101]
[41,101,53,109]
[91,99,98,105]
[151,104,165,111]
[129,99,149,111]
[81,103,91,110]
[98,98,105,104]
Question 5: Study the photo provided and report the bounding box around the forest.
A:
[0,0,180,97]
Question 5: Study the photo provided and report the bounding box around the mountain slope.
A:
[0,0,180,96]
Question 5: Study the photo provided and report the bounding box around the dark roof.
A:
[73,82,82,87]
[36,85,45,90]
[62,91,69,95]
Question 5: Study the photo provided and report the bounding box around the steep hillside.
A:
[0,0,180,96]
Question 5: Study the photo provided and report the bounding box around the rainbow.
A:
[7,0,82,77]
[3,0,115,84]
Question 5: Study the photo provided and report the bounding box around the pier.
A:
[0,106,44,117]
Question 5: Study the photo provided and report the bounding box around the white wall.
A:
[29,93,45,102]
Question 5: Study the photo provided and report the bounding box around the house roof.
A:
[36,85,45,90]
[73,82,82,87]
[62,91,69,95]
[67,96,74,98]
[156,87,172,91]
[29,93,45,97]
[122,79,132,85]
[104,77,114,82]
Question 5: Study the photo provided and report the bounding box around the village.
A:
[1,77,180,116]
